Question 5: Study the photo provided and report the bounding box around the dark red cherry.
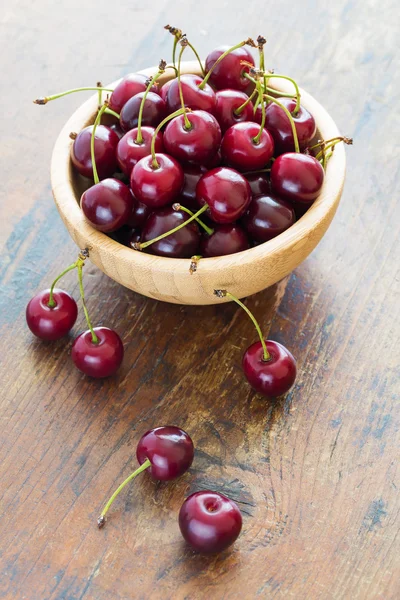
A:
[120,92,166,132]
[71,327,124,378]
[201,224,249,257]
[179,491,242,554]
[130,153,184,208]
[221,122,275,171]
[141,207,200,258]
[108,73,158,113]
[164,110,221,165]
[159,79,174,102]
[241,193,295,243]
[71,125,119,180]
[81,178,133,232]
[117,126,164,176]
[214,89,254,133]
[265,98,316,154]
[167,74,216,114]
[181,165,207,211]
[26,289,78,341]
[245,173,271,196]
[205,45,255,91]
[196,167,251,223]
[270,153,324,204]
[242,340,296,397]
[136,426,194,481]
[126,194,152,228]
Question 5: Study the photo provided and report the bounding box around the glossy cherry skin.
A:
[243,340,296,397]
[214,89,254,133]
[179,491,242,554]
[108,73,158,113]
[221,122,275,172]
[167,74,216,114]
[200,224,249,257]
[196,167,251,223]
[241,193,295,243]
[271,153,324,204]
[265,97,316,154]
[26,289,78,341]
[141,207,200,258]
[117,126,164,176]
[159,78,174,102]
[205,45,255,91]
[136,426,194,481]
[71,125,119,180]
[164,111,221,165]
[180,165,207,211]
[120,92,166,132]
[131,153,184,208]
[81,178,133,232]
[72,327,124,378]
[246,173,271,196]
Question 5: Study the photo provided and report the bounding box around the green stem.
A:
[104,108,120,119]
[136,68,165,144]
[199,40,250,89]
[253,81,266,145]
[97,83,102,109]
[172,36,179,69]
[263,74,301,114]
[187,41,205,76]
[136,205,208,250]
[150,108,187,168]
[77,263,98,344]
[214,290,270,361]
[177,44,192,130]
[243,72,296,99]
[174,204,214,235]
[33,86,115,104]
[234,88,258,116]
[47,263,78,308]
[90,104,108,184]
[97,458,151,527]
[264,94,300,152]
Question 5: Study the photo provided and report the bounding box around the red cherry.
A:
[265,97,316,154]
[205,45,255,91]
[71,125,119,180]
[181,165,207,211]
[242,340,296,397]
[245,173,271,196]
[108,73,158,113]
[120,91,166,132]
[201,224,249,257]
[163,110,221,165]
[221,122,275,172]
[167,74,216,114]
[214,89,254,133]
[136,426,194,481]
[271,153,324,204]
[71,327,124,378]
[241,193,295,242]
[159,78,174,102]
[141,207,200,258]
[26,289,77,341]
[130,153,184,208]
[196,167,251,223]
[179,491,242,554]
[117,126,164,176]
[81,178,133,232]
[126,194,152,228]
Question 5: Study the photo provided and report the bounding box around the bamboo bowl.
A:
[51,61,346,305]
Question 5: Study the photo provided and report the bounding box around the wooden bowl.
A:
[51,61,346,305]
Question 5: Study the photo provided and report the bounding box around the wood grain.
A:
[0,1,399,599]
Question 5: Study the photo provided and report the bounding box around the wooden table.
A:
[1,1,399,598]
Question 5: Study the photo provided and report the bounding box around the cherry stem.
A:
[263,94,300,152]
[97,82,102,109]
[234,88,258,116]
[214,290,270,361]
[150,108,187,169]
[97,458,151,528]
[177,43,192,130]
[173,203,214,235]
[263,74,301,114]
[136,63,166,144]
[253,80,266,145]
[135,204,208,250]
[104,108,120,119]
[33,86,115,104]
[187,41,206,76]
[77,261,98,344]
[47,263,79,308]
[311,136,353,157]
[199,39,255,90]
[243,72,295,98]
[90,103,109,184]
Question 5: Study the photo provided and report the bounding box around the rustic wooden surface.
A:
[0,1,399,599]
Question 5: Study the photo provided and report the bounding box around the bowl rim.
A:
[51,61,346,277]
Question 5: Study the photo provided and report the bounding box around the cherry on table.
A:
[26,289,78,341]
[71,125,119,180]
[265,97,316,154]
[243,340,297,397]
[130,153,184,208]
[80,178,133,232]
[108,73,158,113]
[221,122,275,172]
[271,152,324,204]
[214,89,254,133]
[179,491,243,554]
[196,167,251,223]
[201,224,249,257]
[140,207,200,258]
[166,74,216,114]
[120,91,166,132]
[72,326,124,378]
[241,193,295,243]
[163,110,221,165]
[117,126,164,176]
[205,45,255,91]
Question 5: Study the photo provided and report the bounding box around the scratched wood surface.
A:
[0,1,399,599]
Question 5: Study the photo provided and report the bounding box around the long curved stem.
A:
[97,458,151,528]
[177,44,192,130]
[90,104,108,184]
[33,86,115,105]
[136,65,166,144]
[47,263,78,308]
[150,108,187,168]
[173,204,214,235]
[77,263,98,344]
[243,72,296,98]
[214,290,270,361]
[135,205,208,250]
[253,81,266,145]
[263,94,300,152]
[199,39,254,89]
[263,74,301,114]
[104,108,120,119]
[187,41,205,76]
[234,88,258,116]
